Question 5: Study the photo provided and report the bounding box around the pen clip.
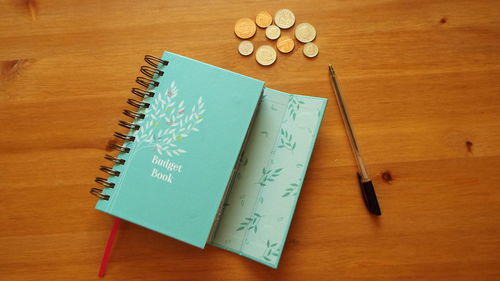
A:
[357,173,382,216]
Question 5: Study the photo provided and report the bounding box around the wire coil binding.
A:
[90,188,110,200]
[131,88,155,98]
[104,154,125,165]
[145,55,169,68]
[118,120,140,131]
[113,132,136,142]
[90,54,168,200]
[136,77,159,88]
[127,99,150,108]
[109,143,131,153]
[123,109,146,119]
[95,177,116,188]
[141,66,164,78]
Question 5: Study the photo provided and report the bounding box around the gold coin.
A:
[276,36,295,53]
[234,18,256,39]
[274,9,295,29]
[265,24,281,40]
[255,45,277,66]
[295,23,317,43]
[303,42,319,58]
[256,11,273,28]
[238,40,254,56]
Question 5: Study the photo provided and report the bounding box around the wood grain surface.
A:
[1,0,499,280]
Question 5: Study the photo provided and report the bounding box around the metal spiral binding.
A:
[140,66,164,78]
[123,109,145,119]
[90,188,110,200]
[136,77,159,88]
[95,176,116,188]
[113,132,136,142]
[118,120,140,130]
[127,99,150,108]
[145,55,169,68]
[100,166,121,177]
[104,154,125,165]
[109,143,131,153]
[90,54,168,200]
[131,88,155,98]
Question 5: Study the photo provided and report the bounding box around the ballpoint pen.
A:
[328,64,382,216]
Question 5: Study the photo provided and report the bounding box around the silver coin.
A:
[295,23,317,43]
[255,45,277,66]
[274,9,295,29]
[238,40,254,56]
[303,42,319,58]
[265,25,281,40]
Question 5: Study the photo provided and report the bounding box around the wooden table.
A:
[1,1,499,280]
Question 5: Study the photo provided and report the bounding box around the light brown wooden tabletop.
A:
[1,1,499,280]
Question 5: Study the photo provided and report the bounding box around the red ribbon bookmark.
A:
[98,218,122,278]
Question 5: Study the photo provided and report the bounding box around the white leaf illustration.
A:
[133,80,205,156]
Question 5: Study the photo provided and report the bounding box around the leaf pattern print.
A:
[236,212,262,233]
[282,183,299,197]
[287,95,305,120]
[134,81,205,156]
[262,240,280,262]
[257,167,283,187]
[277,128,296,151]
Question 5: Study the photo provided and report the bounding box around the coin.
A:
[234,18,256,39]
[295,23,317,43]
[255,45,277,66]
[303,42,319,58]
[238,40,254,56]
[274,9,295,29]
[276,36,295,53]
[265,24,281,40]
[256,11,273,28]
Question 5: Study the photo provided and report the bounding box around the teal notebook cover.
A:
[210,88,327,268]
[95,51,264,248]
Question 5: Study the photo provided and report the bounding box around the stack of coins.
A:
[234,9,319,66]
[295,22,318,58]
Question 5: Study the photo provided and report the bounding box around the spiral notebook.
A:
[92,52,264,248]
[90,51,326,267]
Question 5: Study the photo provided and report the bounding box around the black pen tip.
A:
[372,208,382,216]
[357,174,382,216]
